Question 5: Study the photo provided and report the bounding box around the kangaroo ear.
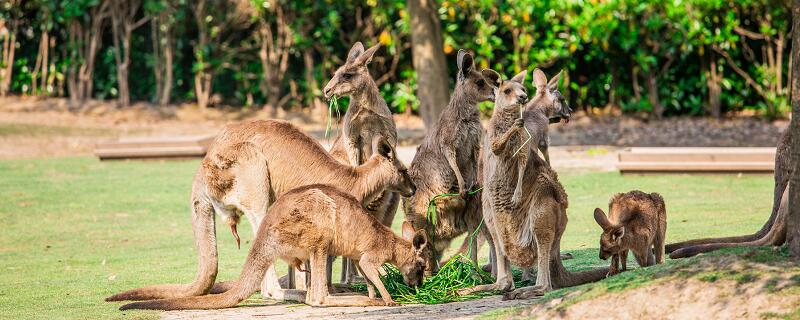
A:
[593,208,612,230]
[482,69,501,88]
[413,230,428,251]
[457,49,474,75]
[532,68,547,91]
[347,42,365,63]
[547,70,563,92]
[511,70,527,84]
[401,221,415,242]
[612,227,625,242]
[355,43,380,66]
[371,136,392,160]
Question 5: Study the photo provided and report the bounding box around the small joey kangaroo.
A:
[117,185,430,310]
[593,190,667,276]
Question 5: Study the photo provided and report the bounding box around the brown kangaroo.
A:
[105,119,415,302]
[593,191,667,275]
[666,130,791,256]
[459,69,607,300]
[117,185,430,310]
[403,49,500,272]
[323,42,401,283]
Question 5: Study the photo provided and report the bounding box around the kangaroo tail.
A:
[107,183,219,302]
[551,245,609,288]
[666,133,790,253]
[119,235,276,310]
[669,184,789,259]
[546,217,608,288]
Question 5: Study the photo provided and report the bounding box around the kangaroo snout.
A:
[323,86,333,100]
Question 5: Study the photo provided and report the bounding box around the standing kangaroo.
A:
[323,42,401,283]
[403,49,500,271]
[459,69,607,300]
[105,119,415,303]
[117,185,430,310]
[666,130,791,257]
[593,191,667,275]
[511,69,571,205]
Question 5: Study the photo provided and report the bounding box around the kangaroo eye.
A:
[504,88,512,95]
[476,79,485,87]
[342,73,354,80]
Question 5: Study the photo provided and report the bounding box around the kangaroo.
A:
[593,191,667,275]
[323,42,401,284]
[666,130,791,255]
[105,119,415,303]
[117,185,430,310]
[459,69,607,300]
[403,49,500,272]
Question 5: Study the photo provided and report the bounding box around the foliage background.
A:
[0,0,792,118]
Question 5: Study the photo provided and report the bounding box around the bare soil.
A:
[161,296,539,320]
[524,253,800,320]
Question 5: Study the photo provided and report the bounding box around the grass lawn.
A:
[0,157,775,319]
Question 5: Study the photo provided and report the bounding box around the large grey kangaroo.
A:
[403,49,501,272]
[323,42,401,284]
[105,119,415,303]
[459,69,607,299]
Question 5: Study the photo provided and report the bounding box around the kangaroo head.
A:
[323,42,380,100]
[398,221,430,287]
[455,49,500,104]
[494,70,529,110]
[594,208,625,260]
[370,136,416,197]
[530,69,572,123]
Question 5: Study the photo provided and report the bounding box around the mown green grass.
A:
[0,157,775,319]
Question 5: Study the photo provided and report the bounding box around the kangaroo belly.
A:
[494,208,537,268]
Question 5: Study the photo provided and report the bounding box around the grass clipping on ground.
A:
[352,254,495,304]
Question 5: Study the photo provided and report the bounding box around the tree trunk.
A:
[645,72,664,118]
[787,0,800,258]
[707,55,722,118]
[303,49,325,120]
[151,12,174,106]
[408,0,450,129]
[0,20,17,97]
[161,35,174,106]
[193,0,211,109]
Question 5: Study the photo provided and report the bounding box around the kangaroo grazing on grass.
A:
[666,130,791,257]
[106,119,415,303]
[459,69,607,300]
[593,191,667,275]
[118,185,430,310]
[323,42,401,283]
[403,49,500,272]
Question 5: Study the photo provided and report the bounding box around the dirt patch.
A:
[520,251,800,320]
[160,296,538,320]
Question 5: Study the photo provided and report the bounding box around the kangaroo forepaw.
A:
[512,189,523,206]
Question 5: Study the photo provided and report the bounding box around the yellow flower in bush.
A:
[502,14,512,24]
[379,31,392,46]
[444,43,454,54]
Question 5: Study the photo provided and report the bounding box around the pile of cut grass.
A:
[352,254,496,304]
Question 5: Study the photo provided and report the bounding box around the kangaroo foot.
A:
[502,285,546,300]
[560,253,574,260]
[457,281,513,296]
